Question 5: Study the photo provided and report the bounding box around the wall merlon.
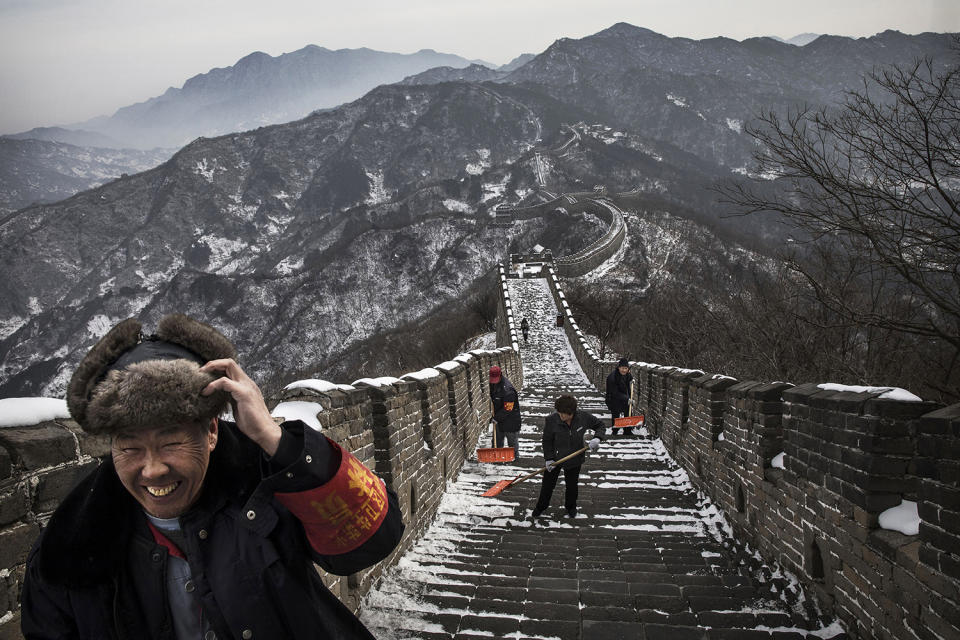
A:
[864,399,943,420]
[919,404,960,436]
[782,383,827,403]
[692,374,739,394]
[747,382,793,401]
[0,423,77,471]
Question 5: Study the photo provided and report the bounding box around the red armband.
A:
[275,442,389,555]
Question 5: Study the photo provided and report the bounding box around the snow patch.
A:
[284,379,355,393]
[0,315,27,341]
[816,383,922,402]
[194,158,220,181]
[443,199,472,213]
[353,376,402,387]
[404,368,441,381]
[879,499,920,536]
[365,170,390,205]
[0,398,71,427]
[465,148,491,175]
[275,255,304,275]
[726,118,743,133]
[667,93,688,107]
[86,314,118,338]
[271,401,323,431]
[771,452,785,468]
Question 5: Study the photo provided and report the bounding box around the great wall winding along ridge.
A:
[0,193,958,639]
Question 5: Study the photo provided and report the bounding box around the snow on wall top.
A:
[271,401,323,431]
[352,376,403,387]
[816,383,922,402]
[284,379,356,393]
[404,368,442,381]
[0,397,70,428]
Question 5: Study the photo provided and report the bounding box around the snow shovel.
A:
[614,379,643,428]
[477,419,515,463]
[482,446,588,497]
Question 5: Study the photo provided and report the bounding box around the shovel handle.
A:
[510,446,589,486]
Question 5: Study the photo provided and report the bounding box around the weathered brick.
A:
[0,447,11,480]
[33,461,98,513]
[0,424,76,470]
[0,482,30,526]
[0,521,40,569]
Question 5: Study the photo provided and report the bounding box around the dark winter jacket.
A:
[605,369,633,414]
[21,420,404,640]
[542,410,606,469]
[490,377,522,433]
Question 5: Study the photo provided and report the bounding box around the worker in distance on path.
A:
[21,313,404,640]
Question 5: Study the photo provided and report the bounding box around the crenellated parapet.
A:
[624,365,960,639]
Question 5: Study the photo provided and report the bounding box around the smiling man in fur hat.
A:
[20,314,404,640]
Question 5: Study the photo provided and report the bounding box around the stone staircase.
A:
[358,276,845,640]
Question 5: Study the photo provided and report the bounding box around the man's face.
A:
[559,411,574,424]
[112,419,218,519]
[618,366,630,375]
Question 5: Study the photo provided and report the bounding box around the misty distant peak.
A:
[786,32,822,46]
[65,44,485,149]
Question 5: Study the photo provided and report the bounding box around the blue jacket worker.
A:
[21,313,404,640]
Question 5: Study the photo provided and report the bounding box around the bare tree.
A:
[720,57,960,398]
[566,283,636,359]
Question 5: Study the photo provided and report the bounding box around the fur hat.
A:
[618,358,630,368]
[67,313,237,435]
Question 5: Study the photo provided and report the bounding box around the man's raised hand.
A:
[201,359,282,456]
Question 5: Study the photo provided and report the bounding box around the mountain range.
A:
[1,23,956,398]
[0,47,504,214]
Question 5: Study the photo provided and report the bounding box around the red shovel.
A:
[481,447,588,497]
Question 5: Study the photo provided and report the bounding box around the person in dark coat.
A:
[606,357,634,435]
[531,394,605,519]
[489,365,522,458]
[20,314,404,640]
[520,317,529,343]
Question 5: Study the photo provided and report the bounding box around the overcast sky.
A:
[1,0,958,135]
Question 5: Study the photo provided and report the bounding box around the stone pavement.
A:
[358,277,845,640]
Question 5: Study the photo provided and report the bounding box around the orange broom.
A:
[482,446,588,497]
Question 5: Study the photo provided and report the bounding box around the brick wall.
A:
[629,364,960,640]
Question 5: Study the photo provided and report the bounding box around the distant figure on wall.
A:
[606,357,634,435]
[520,317,529,343]
[489,365,522,459]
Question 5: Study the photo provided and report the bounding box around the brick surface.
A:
[0,424,75,470]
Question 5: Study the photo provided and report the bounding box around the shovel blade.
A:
[481,479,515,497]
[477,447,515,463]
